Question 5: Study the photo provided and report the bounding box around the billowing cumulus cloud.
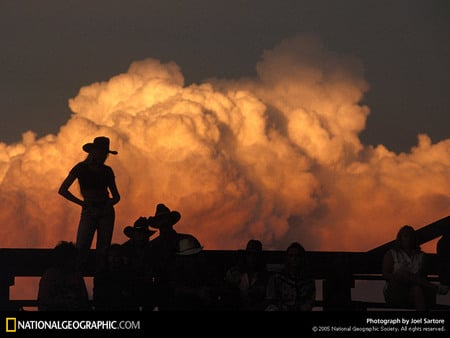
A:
[1,33,449,254]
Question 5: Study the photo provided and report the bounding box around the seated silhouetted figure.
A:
[147,203,182,269]
[224,239,269,311]
[382,225,444,310]
[146,203,187,309]
[38,241,91,311]
[165,235,220,311]
[121,217,157,311]
[265,242,316,311]
[93,243,139,311]
[122,217,155,272]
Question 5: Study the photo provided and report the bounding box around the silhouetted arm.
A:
[383,250,438,291]
[108,176,120,205]
[58,172,84,206]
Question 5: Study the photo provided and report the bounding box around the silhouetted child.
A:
[38,241,91,311]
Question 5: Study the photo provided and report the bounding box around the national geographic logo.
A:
[6,317,16,332]
[2,318,141,332]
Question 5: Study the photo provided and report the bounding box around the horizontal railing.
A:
[2,213,449,311]
[0,248,448,311]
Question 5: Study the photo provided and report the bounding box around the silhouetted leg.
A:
[95,206,115,272]
[76,209,97,273]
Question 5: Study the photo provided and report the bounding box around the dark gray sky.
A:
[1,0,448,153]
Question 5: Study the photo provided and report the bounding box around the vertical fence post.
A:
[322,252,354,310]
[0,273,15,310]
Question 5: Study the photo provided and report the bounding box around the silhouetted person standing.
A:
[58,136,120,273]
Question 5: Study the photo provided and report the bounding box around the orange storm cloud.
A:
[1,33,449,253]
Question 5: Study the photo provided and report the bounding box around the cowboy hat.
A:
[123,217,156,239]
[148,203,181,229]
[176,235,203,255]
[82,136,118,155]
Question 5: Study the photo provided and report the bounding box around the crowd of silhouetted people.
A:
[46,136,321,311]
[36,211,450,311]
[36,202,319,311]
[36,136,449,311]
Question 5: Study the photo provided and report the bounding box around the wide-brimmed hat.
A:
[82,136,118,155]
[176,235,203,255]
[123,217,156,239]
[148,203,181,229]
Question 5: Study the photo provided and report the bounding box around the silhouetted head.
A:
[123,217,156,242]
[148,203,181,230]
[83,136,117,164]
[246,239,262,253]
[244,239,264,269]
[106,244,128,272]
[176,235,203,256]
[52,241,77,269]
[82,136,118,155]
[285,242,306,273]
[394,225,420,252]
